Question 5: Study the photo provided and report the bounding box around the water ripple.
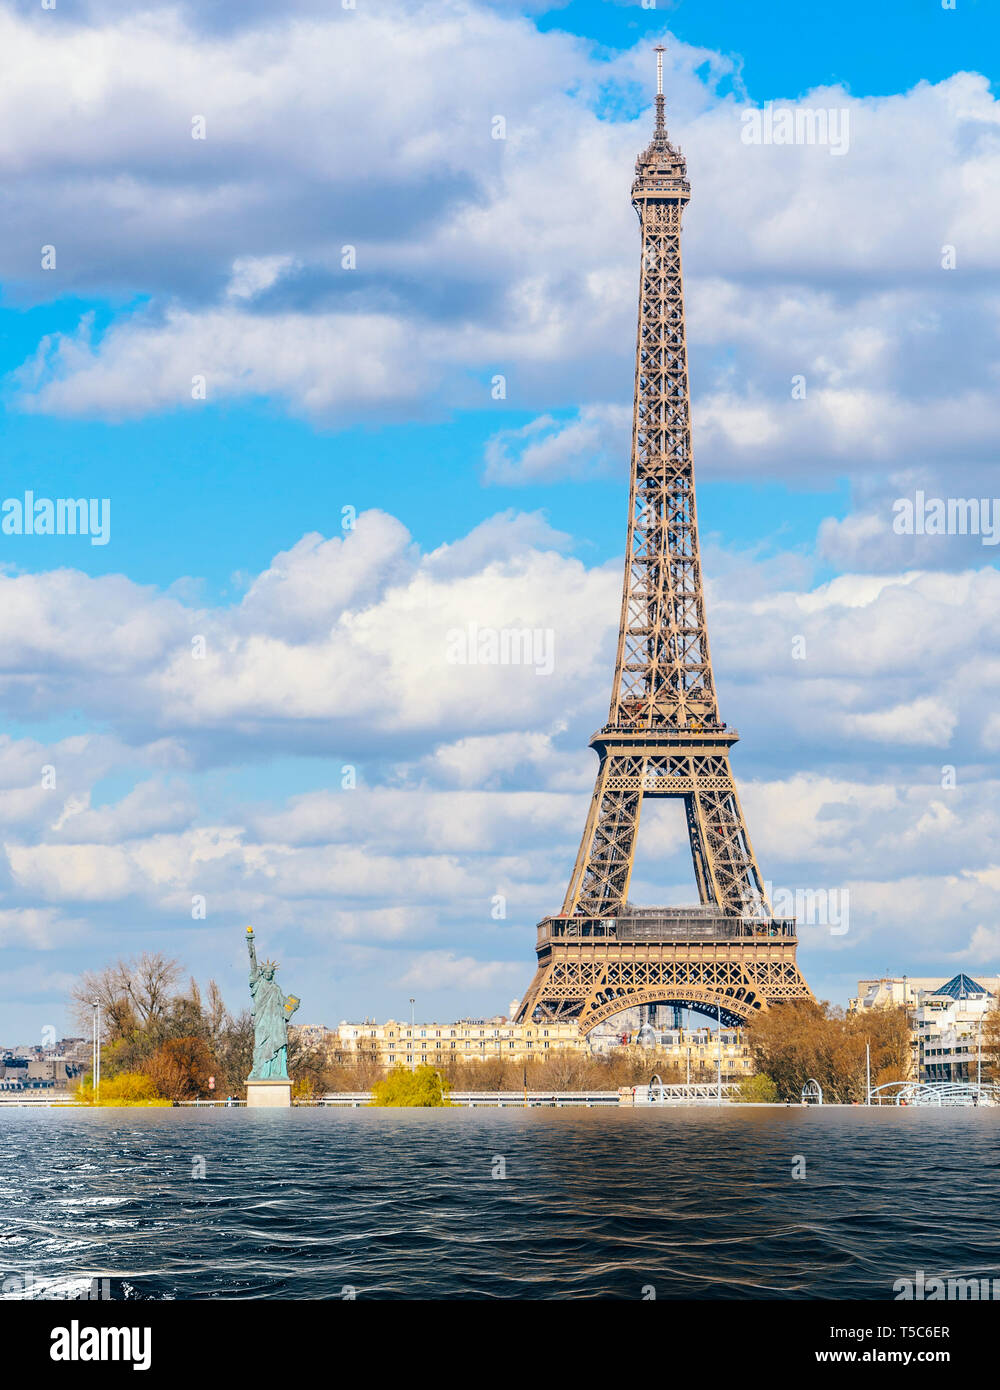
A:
[1,1107,998,1299]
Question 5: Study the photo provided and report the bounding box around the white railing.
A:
[869,1080,999,1107]
[0,1097,82,1106]
[6,1089,723,1109]
[627,1082,740,1105]
[315,1090,620,1107]
[177,1098,246,1106]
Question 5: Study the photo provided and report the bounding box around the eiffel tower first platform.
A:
[515,50,813,1034]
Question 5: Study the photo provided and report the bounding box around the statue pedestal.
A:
[246,1079,293,1108]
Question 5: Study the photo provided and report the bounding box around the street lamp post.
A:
[91,1000,101,1100]
[409,998,415,1028]
[716,1003,722,1106]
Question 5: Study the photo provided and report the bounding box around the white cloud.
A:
[0,908,84,951]
[0,963,79,1003]
[484,405,631,483]
[2,1,997,480]
[48,779,198,842]
[845,697,957,748]
[1,0,997,1023]
[0,507,995,1030]
[0,510,611,746]
[0,510,996,769]
[225,255,299,303]
[16,306,432,421]
[955,923,1000,962]
[397,951,525,992]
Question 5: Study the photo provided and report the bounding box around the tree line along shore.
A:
[69,951,997,1107]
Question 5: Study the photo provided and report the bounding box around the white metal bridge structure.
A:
[633,1073,738,1105]
[868,1080,999,1107]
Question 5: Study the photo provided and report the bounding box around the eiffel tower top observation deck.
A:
[632,46,691,203]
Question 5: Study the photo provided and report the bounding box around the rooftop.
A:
[934,973,992,1001]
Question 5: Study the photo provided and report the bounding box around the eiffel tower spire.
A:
[515,51,813,1030]
[655,44,666,134]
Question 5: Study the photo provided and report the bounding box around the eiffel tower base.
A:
[514,911,812,1033]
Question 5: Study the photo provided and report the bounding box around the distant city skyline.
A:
[1,0,998,1039]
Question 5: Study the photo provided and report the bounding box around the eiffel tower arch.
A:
[515,49,813,1034]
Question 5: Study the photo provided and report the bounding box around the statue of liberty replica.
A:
[245,926,300,1103]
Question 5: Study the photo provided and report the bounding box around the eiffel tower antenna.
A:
[654,44,666,133]
[515,50,814,1032]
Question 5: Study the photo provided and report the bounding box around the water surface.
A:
[2,1107,997,1300]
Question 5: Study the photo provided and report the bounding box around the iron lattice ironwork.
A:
[516,50,813,1033]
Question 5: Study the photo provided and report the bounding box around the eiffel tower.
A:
[515,49,813,1032]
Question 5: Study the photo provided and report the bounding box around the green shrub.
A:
[371,1064,451,1107]
[733,1073,779,1104]
[78,1071,171,1106]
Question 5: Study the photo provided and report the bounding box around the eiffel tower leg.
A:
[561,757,642,918]
[515,961,585,1023]
[561,750,768,920]
[687,763,767,917]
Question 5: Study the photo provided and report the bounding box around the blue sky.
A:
[0,0,998,1039]
[542,0,993,97]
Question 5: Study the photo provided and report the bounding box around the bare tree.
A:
[70,953,182,1041]
[204,979,228,1045]
[127,953,183,1027]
